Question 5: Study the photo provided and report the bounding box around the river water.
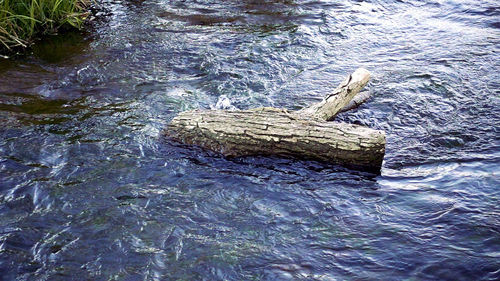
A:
[0,0,499,280]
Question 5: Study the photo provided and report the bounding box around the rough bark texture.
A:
[165,68,385,172]
[166,107,385,171]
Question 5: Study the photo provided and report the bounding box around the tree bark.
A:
[165,68,385,172]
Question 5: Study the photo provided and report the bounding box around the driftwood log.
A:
[165,68,385,172]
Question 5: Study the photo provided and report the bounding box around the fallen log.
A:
[165,68,385,172]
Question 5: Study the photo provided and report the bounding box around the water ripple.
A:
[0,0,499,280]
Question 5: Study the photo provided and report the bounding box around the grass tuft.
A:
[0,0,90,52]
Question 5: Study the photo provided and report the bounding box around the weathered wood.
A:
[340,91,371,113]
[166,109,385,171]
[300,68,371,121]
[165,68,385,172]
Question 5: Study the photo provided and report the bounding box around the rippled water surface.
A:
[1,0,499,280]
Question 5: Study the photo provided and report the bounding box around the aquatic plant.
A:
[0,0,89,51]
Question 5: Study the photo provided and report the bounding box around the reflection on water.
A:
[31,32,91,64]
[0,0,499,280]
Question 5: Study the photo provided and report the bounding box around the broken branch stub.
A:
[300,68,371,121]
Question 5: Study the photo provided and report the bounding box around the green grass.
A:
[0,0,89,51]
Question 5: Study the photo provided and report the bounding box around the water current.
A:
[0,0,499,280]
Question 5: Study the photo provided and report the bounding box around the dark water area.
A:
[0,0,499,280]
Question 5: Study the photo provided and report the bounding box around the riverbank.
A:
[0,0,90,53]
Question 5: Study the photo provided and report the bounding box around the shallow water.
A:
[0,0,499,280]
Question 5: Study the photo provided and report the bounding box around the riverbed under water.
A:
[0,0,499,280]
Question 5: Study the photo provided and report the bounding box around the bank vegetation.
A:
[0,0,90,52]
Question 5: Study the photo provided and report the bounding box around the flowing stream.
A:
[0,0,499,280]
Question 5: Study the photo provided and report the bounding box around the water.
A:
[0,0,499,280]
